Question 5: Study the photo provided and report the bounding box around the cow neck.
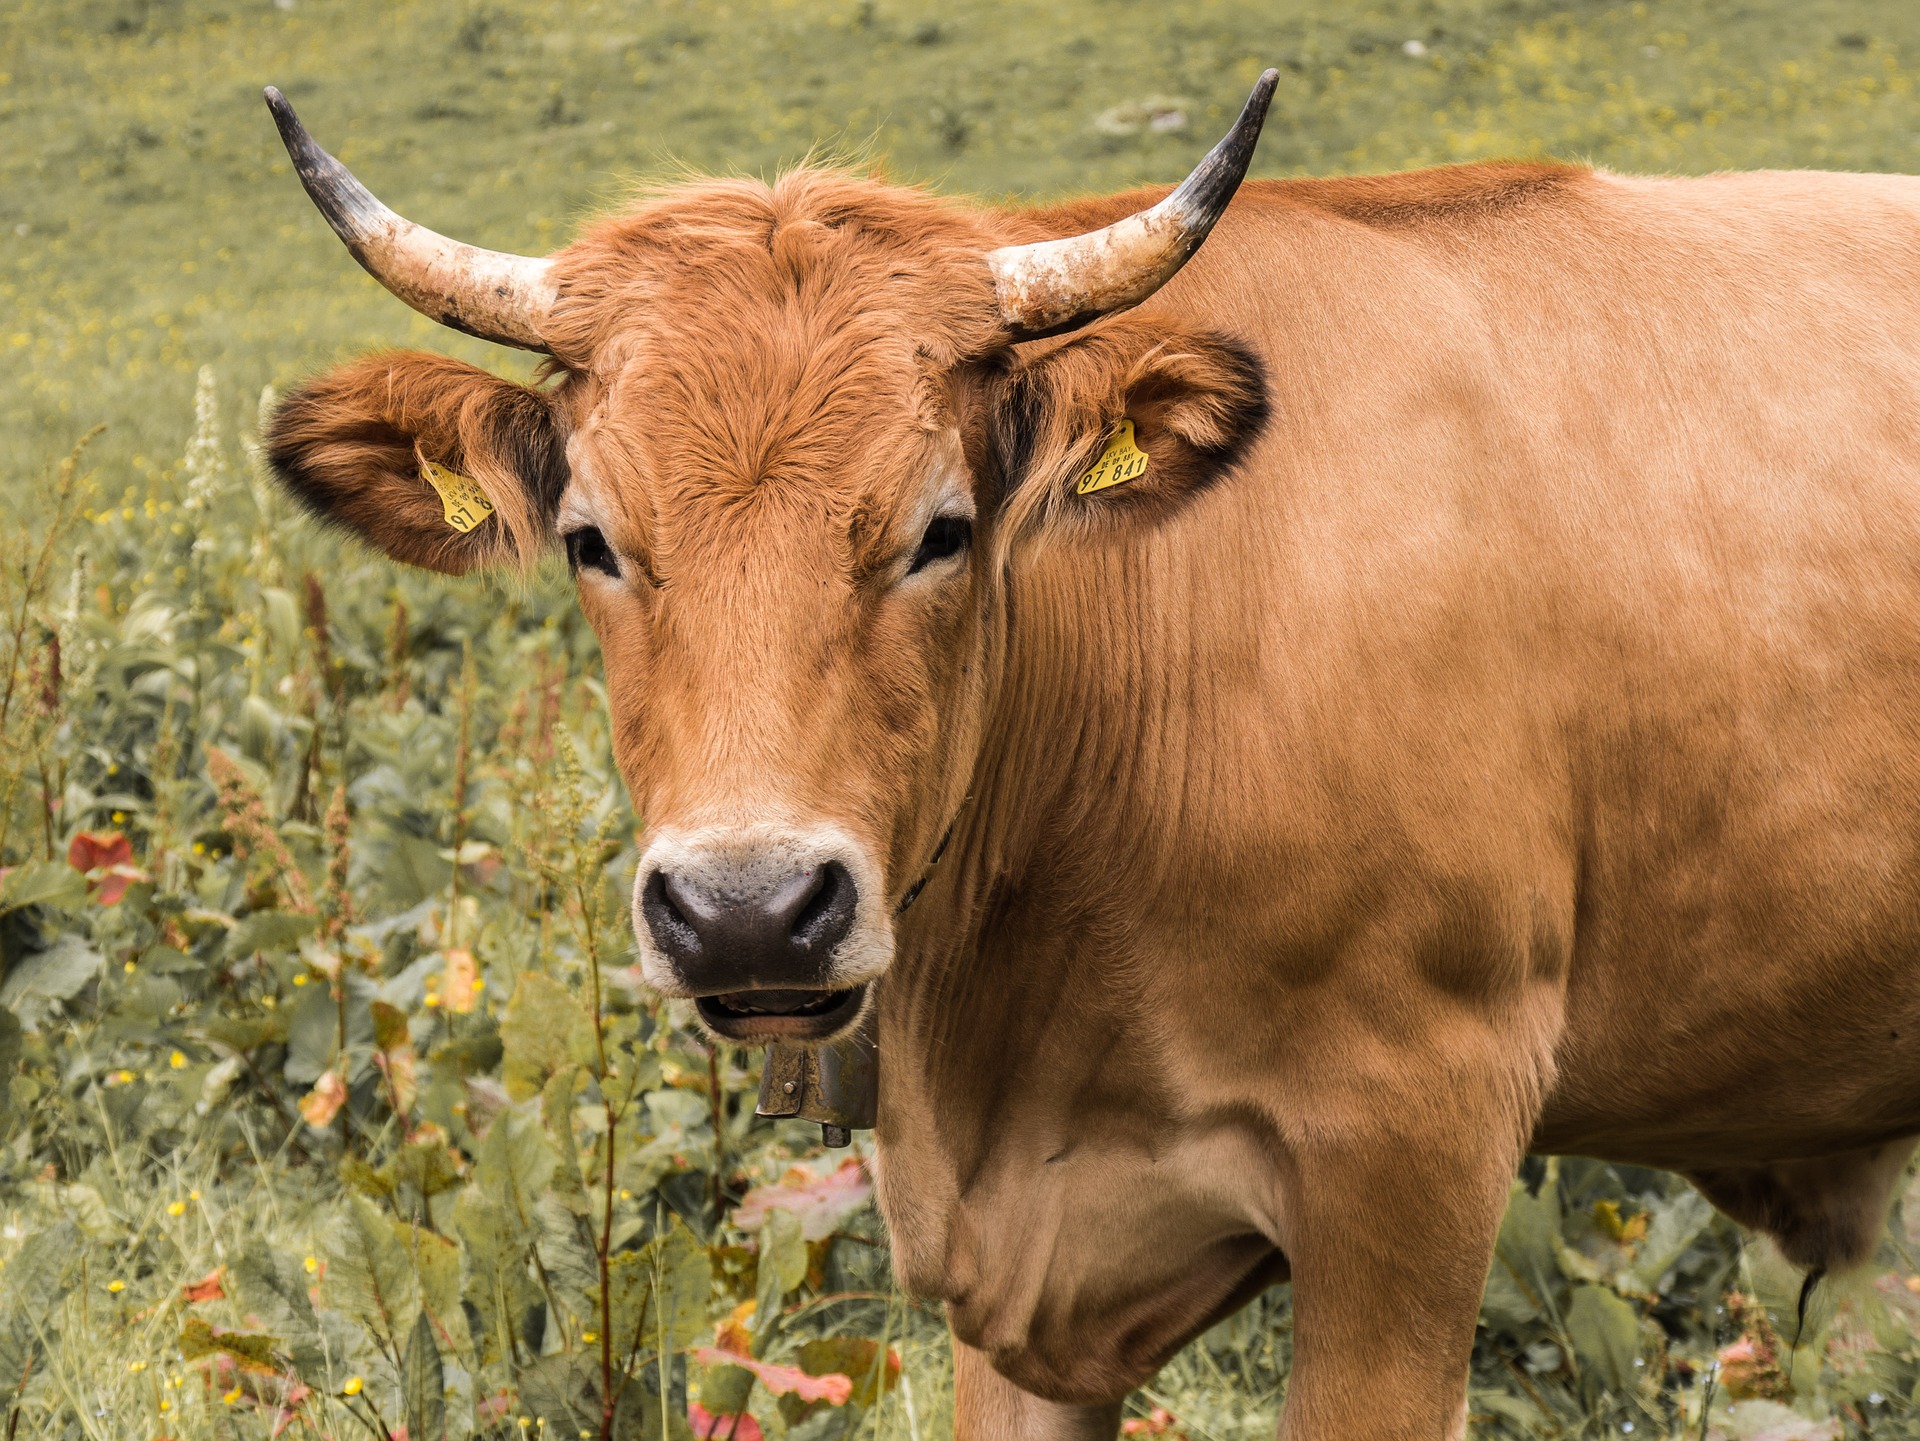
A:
[881,531,1200,1159]
[894,796,971,916]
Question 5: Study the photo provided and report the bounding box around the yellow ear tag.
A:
[419,460,496,533]
[1075,418,1150,496]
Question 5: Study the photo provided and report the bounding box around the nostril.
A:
[641,869,703,962]
[790,860,856,953]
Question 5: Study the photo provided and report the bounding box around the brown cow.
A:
[262,74,1920,1439]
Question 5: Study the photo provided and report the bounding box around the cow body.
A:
[266,97,1920,1433]
[875,167,1920,1427]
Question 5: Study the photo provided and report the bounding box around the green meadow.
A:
[4,1,1920,1438]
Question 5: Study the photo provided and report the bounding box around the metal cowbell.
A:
[755,1020,877,1148]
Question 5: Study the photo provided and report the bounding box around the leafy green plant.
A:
[0,378,916,1441]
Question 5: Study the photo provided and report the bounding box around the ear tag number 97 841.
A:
[1076,418,1150,496]
[420,459,496,533]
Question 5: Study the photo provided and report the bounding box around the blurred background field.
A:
[4,2,1920,1439]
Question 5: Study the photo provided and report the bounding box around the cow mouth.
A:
[694,983,867,1042]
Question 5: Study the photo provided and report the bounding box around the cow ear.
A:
[265,351,568,575]
[985,321,1269,539]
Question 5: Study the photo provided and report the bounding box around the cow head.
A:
[262,79,1274,1045]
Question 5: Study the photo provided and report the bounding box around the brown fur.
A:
[268,351,565,573]
[272,157,1920,1439]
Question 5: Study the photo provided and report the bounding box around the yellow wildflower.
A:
[167,1201,184,1217]
[303,1255,318,1274]
[222,1385,242,1404]
[169,1050,186,1069]
[107,1280,125,1293]
[342,1377,363,1396]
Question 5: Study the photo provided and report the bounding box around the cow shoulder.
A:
[266,351,568,575]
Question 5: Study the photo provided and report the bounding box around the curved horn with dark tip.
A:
[263,86,556,352]
[987,69,1279,341]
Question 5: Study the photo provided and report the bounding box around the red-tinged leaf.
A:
[690,1403,765,1441]
[66,832,146,904]
[267,1384,312,1440]
[97,863,150,905]
[1123,1408,1183,1438]
[693,1349,853,1406]
[796,1338,899,1408]
[713,1300,756,1355]
[182,1269,226,1303]
[731,1158,872,1242]
[477,1392,512,1424]
[68,831,132,874]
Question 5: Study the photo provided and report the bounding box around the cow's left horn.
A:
[264,87,556,352]
[986,70,1278,341]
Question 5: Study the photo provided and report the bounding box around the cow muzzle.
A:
[632,824,891,1044]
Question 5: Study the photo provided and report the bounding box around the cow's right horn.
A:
[264,87,556,353]
[986,69,1278,341]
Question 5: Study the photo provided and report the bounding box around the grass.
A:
[4,2,1920,1439]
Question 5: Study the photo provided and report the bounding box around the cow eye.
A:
[908,515,972,575]
[564,526,620,579]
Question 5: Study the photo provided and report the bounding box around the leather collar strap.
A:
[896,797,971,916]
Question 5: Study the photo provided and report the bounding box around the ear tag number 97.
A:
[420,459,496,533]
[1076,419,1150,496]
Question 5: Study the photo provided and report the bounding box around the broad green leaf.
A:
[229,1243,328,1378]
[59,1183,115,1241]
[471,1104,556,1224]
[452,1186,540,1370]
[613,1360,696,1441]
[502,973,594,1100]
[0,1221,79,1398]
[403,1307,447,1441]
[1565,1283,1639,1391]
[223,909,318,960]
[0,862,86,916]
[754,1207,808,1320]
[323,1194,420,1350]
[608,1220,715,1361]
[370,999,411,1053]
[535,1190,601,1322]
[280,968,377,1086]
[519,1352,598,1435]
[179,1315,280,1373]
[340,1154,397,1200]
[1628,1186,1716,1291]
[393,1131,466,1199]
[1492,1173,1560,1312]
[0,933,102,1008]
[398,1221,468,1357]
[541,1063,590,1206]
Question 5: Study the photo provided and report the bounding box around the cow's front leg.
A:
[952,1337,1122,1441]
[1277,1101,1524,1439]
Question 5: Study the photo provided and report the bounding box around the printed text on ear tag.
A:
[420,460,496,533]
[1076,418,1150,496]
